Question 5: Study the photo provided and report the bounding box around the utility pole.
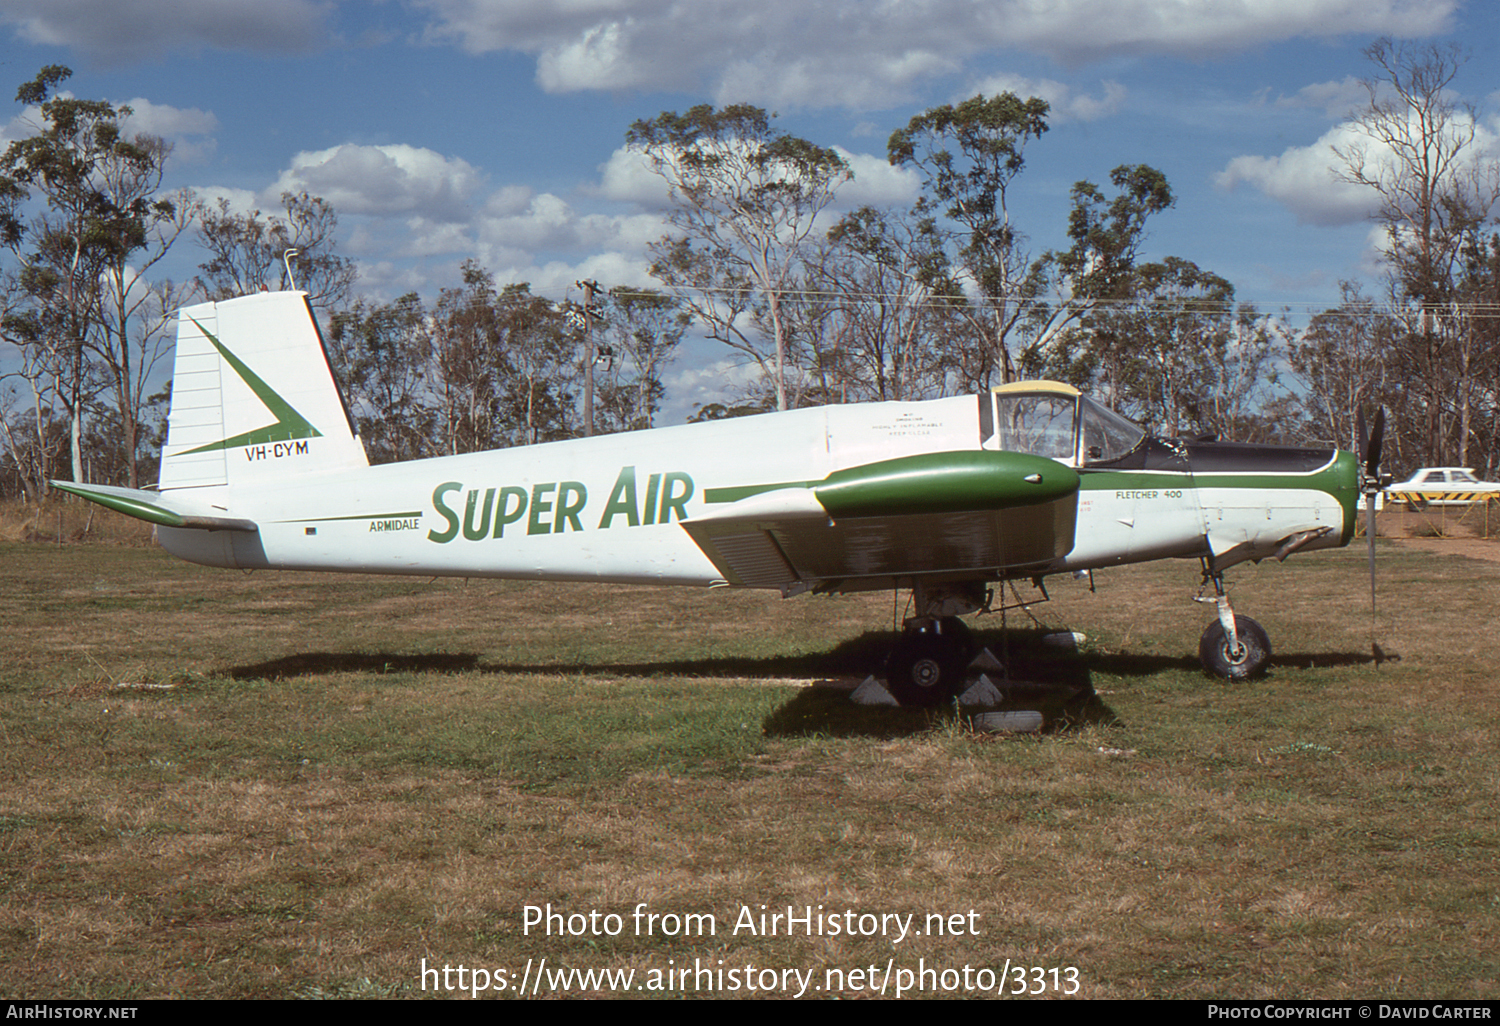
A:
[576,279,600,436]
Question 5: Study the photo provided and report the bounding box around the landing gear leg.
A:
[1196,564,1271,680]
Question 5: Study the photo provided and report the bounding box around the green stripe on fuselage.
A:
[1080,449,1360,546]
[277,511,425,524]
[703,481,815,504]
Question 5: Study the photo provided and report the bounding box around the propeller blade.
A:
[1367,408,1384,478]
[1356,407,1369,468]
[1359,405,1385,641]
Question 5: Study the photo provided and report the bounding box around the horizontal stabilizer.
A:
[50,481,258,533]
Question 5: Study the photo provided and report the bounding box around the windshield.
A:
[987,389,1145,465]
[992,394,1077,461]
[1078,396,1145,463]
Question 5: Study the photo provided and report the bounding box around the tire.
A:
[1198,615,1271,680]
[885,626,972,706]
[937,615,972,655]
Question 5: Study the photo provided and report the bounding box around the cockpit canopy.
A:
[981,381,1145,467]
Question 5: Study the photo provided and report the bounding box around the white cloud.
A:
[485,184,537,217]
[661,355,766,420]
[117,97,218,139]
[118,98,219,163]
[482,191,579,251]
[709,49,960,111]
[1218,113,1500,228]
[0,89,218,166]
[0,104,46,149]
[594,147,669,207]
[1217,124,1379,227]
[397,217,476,259]
[187,143,673,299]
[189,186,260,217]
[494,250,657,299]
[832,149,921,209]
[414,0,1458,107]
[537,21,662,94]
[966,74,1127,123]
[270,144,485,222]
[1267,77,1371,119]
[1064,81,1128,123]
[1357,223,1397,277]
[1216,125,1377,227]
[447,137,918,308]
[476,189,662,259]
[0,0,331,64]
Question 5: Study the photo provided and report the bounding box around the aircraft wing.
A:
[49,481,258,532]
[682,450,1079,594]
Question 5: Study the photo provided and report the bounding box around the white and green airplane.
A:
[55,289,1380,705]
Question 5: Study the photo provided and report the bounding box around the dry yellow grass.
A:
[0,499,156,545]
[0,534,1497,998]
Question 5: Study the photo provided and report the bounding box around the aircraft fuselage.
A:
[157,392,1357,595]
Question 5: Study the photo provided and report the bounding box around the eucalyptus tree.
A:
[0,271,60,500]
[1283,283,1401,456]
[1453,230,1500,476]
[589,287,684,433]
[1007,163,1176,395]
[0,65,175,484]
[1332,38,1500,466]
[627,105,851,410]
[195,191,357,311]
[816,205,960,401]
[888,93,1051,387]
[327,292,438,464]
[89,137,194,488]
[428,262,504,455]
[1070,257,1276,439]
[492,282,578,447]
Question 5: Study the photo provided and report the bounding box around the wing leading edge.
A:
[682,450,1080,594]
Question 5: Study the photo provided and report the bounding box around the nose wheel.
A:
[1198,614,1270,679]
[1196,564,1271,679]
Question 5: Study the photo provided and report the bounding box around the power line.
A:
[588,282,1500,320]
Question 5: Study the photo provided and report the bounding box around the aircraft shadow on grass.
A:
[226,629,1054,681]
[226,651,485,678]
[223,631,1389,739]
[225,629,1132,737]
[222,636,1389,683]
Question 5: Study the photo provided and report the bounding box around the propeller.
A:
[1355,406,1389,625]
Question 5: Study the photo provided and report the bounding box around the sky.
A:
[1,0,1497,422]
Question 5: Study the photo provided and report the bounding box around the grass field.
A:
[1,521,1497,999]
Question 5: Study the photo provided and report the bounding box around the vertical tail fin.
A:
[160,291,367,494]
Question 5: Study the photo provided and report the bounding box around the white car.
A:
[1388,467,1500,506]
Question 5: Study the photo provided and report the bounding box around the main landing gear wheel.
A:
[1198,615,1271,680]
[886,618,973,707]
